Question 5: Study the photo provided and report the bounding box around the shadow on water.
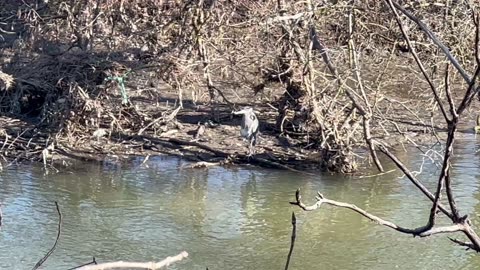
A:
[2,139,480,269]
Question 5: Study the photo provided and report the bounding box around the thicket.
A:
[0,0,477,171]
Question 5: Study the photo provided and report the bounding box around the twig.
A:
[444,65,457,119]
[449,237,476,250]
[358,169,396,179]
[77,251,188,270]
[284,212,296,270]
[67,258,97,270]
[182,161,220,169]
[137,106,181,135]
[379,144,453,220]
[32,202,62,270]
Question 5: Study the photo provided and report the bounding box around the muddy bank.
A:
[1,69,477,173]
[0,1,478,173]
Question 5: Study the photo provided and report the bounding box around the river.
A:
[1,138,480,269]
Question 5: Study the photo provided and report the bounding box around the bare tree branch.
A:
[77,251,188,270]
[347,7,383,172]
[444,65,457,119]
[378,145,454,220]
[290,189,465,237]
[67,258,97,270]
[455,13,480,116]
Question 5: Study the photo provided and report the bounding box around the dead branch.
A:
[385,1,480,246]
[77,251,188,270]
[347,7,383,172]
[32,202,62,270]
[290,1,480,251]
[183,161,221,169]
[284,212,296,270]
[67,258,97,270]
[378,144,453,219]
[150,136,313,173]
[137,106,181,136]
[358,169,396,179]
[449,237,477,250]
[290,189,465,237]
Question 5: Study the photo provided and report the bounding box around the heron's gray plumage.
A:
[194,122,206,140]
[233,106,259,155]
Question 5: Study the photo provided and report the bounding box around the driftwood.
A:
[148,136,314,173]
[77,251,188,270]
[183,161,221,169]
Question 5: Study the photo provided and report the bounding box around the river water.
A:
[1,139,480,269]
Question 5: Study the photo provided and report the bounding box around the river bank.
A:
[0,0,478,173]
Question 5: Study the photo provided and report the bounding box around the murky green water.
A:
[1,138,480,269]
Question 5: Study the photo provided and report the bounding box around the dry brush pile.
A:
[0,0,478,172]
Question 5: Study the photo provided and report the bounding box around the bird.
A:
[233,106,259,155]
[193,122,206,141]
[475,115,480,138]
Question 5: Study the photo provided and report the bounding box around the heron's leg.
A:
[248,137,255,156]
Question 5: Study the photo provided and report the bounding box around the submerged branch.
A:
[284,212,297,270]
[67,258,97,270]
[449,238,477,250]
[32,202,62,270]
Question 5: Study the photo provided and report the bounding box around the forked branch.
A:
[290,189,466,238]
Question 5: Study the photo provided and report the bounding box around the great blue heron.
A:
[475,115,480,138]
[192,122,206,141]
[233,106,259,155]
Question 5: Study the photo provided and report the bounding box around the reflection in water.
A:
[1,141,480,269]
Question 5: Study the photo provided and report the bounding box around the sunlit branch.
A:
[77,251,189,270]
[290,189,465,238]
